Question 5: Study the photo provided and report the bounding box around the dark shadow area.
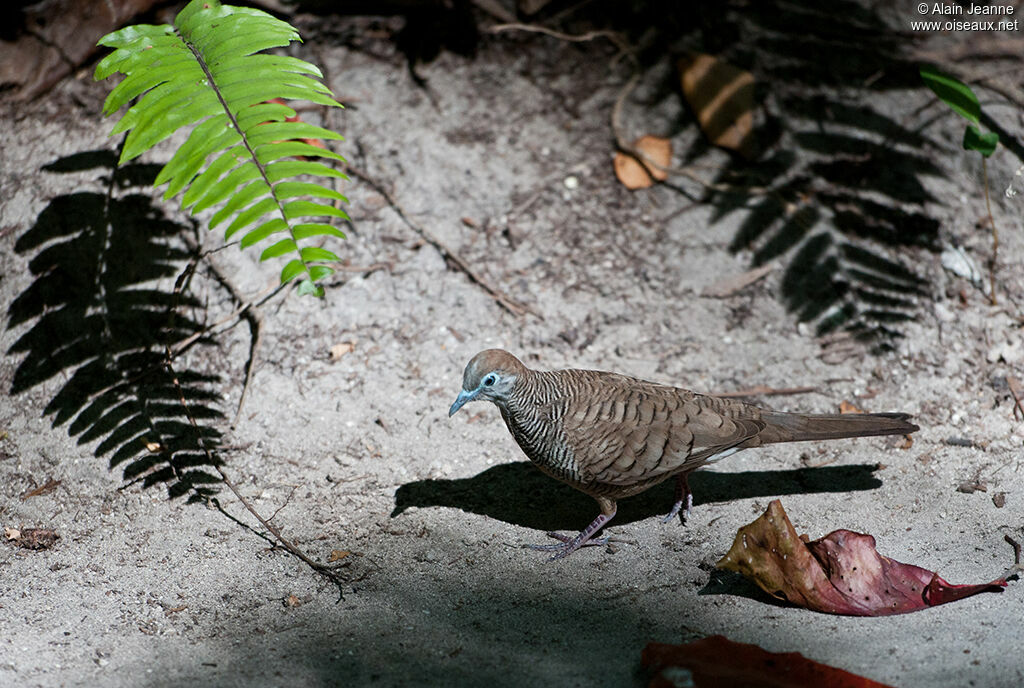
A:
[345,0,1017,349]
[635,0,950,348]
[392,461,882,532]
[6,150,224,500]
[698,568,793,608]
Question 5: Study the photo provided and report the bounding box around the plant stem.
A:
[982,156,998,305]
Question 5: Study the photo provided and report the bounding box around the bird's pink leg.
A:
[529,505,617,560]
[661,473,693,524]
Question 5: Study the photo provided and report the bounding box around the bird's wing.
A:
[559,374,764,486]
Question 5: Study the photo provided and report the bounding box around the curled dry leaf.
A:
[677,53,756,159]
[614,135,672,190]
[644,635,894,688]
[330,341,355,361]
[717,500,1008,616]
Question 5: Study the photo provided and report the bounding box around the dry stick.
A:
[180,233,279,426]
[487,23,626,47]
[1003,534,1023,581]
[982,157,999,305]
[1007,376,1024,421]
[345,165,537,318]
[164,260,348,596]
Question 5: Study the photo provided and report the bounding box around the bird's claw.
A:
[527,532,609,560]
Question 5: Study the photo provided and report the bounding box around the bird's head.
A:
[448,349,526,416]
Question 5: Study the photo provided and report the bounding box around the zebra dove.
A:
[449,349,918,560]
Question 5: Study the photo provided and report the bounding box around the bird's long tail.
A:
[759,411,918,444]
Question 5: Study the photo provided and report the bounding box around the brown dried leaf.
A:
[330,341,355,361]
[722,500,1010,613]
[717,500,1008,616]
[678,53,757,159]
[614,135,672,189]
[839,400,865,414]
[644,635,895,688]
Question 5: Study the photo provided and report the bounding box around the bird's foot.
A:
[661,483,693,525]
[527,532,609,559]
[526,511,615,560]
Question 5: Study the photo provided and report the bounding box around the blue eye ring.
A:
[483,374,496,387]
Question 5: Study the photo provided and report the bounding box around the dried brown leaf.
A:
[839,400,865,414]
[614,135,672,189]
[330,341,355,361]
[678,53,757,159]
[717,500,1008,616]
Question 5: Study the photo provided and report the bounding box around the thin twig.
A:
[982,157,998,305]
[1007,376,1024,421]
[1003,534,1023,581]
[165,243,348,597]
[180,233,275,426]
[345,165,538,318]
[487,23,627,51]
[163,339,348,596]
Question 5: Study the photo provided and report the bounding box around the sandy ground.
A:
[2,5,1023,687]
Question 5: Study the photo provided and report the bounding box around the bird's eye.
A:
[482,374,496,387]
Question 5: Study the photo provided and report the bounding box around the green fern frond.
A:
[95,0,348,298]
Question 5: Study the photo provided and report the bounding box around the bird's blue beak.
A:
[448,389,477,417]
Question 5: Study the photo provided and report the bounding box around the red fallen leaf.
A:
[644,635,894,688]
[717,500,1009,616]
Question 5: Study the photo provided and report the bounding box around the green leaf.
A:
[224,197,277,239]
[208,179,270,227]
[240,218,288,248]
[95,0,348,295]
[308,265,334,281]
[283,200,349,221]
[255,141,345,165]
[299,247,339,263]
[246,121,343,148]
[260,238,298,261]
[266,160,348,183]
[292,223,346,240]
[280,259,306,284]
[296,279,324,298]
[274,181,347,203]
[182,146,246,209]
[963,125,999,157]
[920,67,980,124]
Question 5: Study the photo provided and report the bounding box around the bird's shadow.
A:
[392,461,882,532]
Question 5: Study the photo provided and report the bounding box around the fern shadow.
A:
[6,150,224,499]
[574,0,1013,346]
